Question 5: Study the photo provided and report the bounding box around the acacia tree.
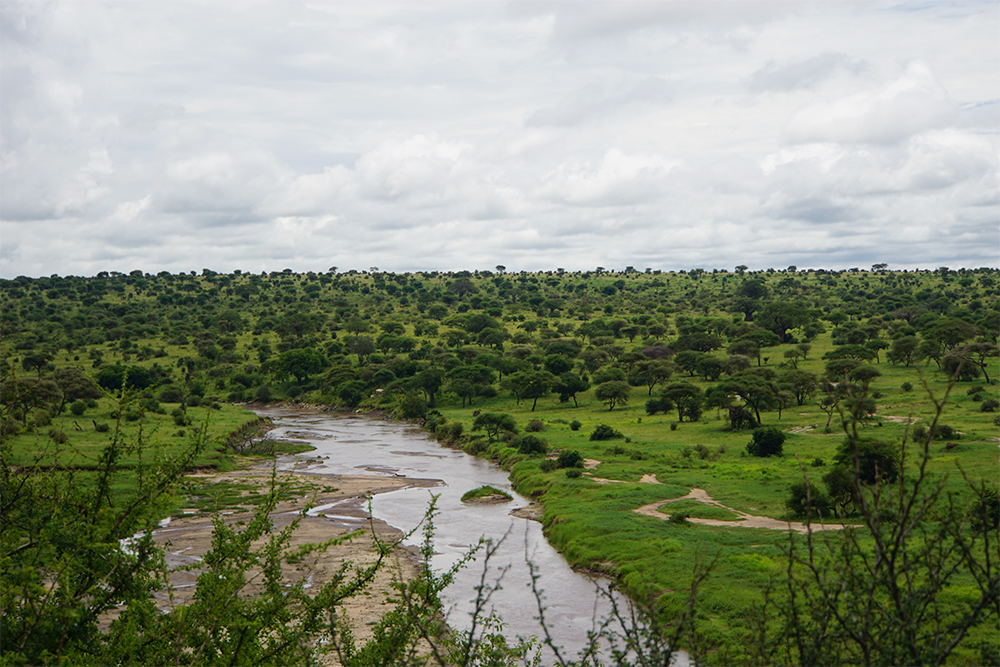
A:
[755,301,810,343]
[661,382,703,422]
[51,367,102,414]
[503,370,556,411]
[554,372,589,407]
[472,413,517,441]
[595,380,631,411]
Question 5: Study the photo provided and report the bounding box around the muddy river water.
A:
[254,407,679,662]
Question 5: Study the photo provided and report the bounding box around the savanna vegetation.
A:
[2,264,998,664]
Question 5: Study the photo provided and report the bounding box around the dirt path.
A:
[634,487,846,534]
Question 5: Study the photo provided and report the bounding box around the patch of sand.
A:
[143,459,442,662]
[633,487,846,535]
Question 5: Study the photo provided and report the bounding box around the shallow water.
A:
[253,408,661,661]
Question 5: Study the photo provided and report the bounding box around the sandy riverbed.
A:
[150,459,442,661]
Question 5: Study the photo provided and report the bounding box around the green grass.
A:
[460,485,512,502]
[659,499,742,521]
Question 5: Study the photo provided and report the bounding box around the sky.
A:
[1,0,998,278]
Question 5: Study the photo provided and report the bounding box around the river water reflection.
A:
[254,408,642,661]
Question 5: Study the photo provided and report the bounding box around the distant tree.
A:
[51,367,102,414]
[721,369,779,425]
[695,356,724,381]
[595,381,631,411]
[755,301,811,343]
[834,436,901,485]
[20,353,50,376]
[472,413,518,441]
[673,351,702,377]
[412,368,445,408]
[950,342,999,384]
[732,277,769,321]
[276,348,325,383]
[887,336,920,367]
[96,365,152,392]
[0,378,63,425]
[630,359,676,394]
[661,382,704,422]
[336,380,367,407]
[345,336,376,363]
[503,370,556,411]
[543,354,574,376]
[781,369,818,406]
[787,480,831,518]
[554,372,589,407]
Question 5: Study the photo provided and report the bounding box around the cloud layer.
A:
[1,0,997,277]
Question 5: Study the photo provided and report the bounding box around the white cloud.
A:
[782,61,958,145]
[0,0,997,277]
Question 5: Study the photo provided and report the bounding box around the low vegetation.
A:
[2,264,998,663]
[460,485,513,502]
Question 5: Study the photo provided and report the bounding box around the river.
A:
[254,408,679,664]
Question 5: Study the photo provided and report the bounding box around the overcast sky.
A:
[1,1,997,278]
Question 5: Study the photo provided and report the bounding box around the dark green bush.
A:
[787,481,832,517]
[525,419,545,432]
[69,400,87,416]
[557,450,584,469]
[589,424,623,441]
[513,434,548,455]
[569,420,581,431]
[746,426,785,457]
[539,459,558,473]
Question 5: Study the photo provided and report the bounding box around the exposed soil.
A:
[145,458,443,662]
[634,487,847,534]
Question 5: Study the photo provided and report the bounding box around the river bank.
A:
[153,456,439,659]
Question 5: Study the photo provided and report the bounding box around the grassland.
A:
[2,266,997,662]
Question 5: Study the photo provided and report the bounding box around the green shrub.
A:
[589,424,623,441]
[94,422,110,433]
[157,385,185,403]
[668,511,690,525]
[139,398,162,413]
[746,426,785,457]
[525,419,545,432]
[539,459,558,473]
[936,424,958,440]
[69,400,87,416]
[980,398,999,412]
[569,420,582,431]
[834,436,901,484]
[513,434,548,455]
[565,468,583,478]
[47,428,68,445]
[557,450,584,469]
[901,381,913,392]
[461,485,512,502]
[787,481,832,517]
